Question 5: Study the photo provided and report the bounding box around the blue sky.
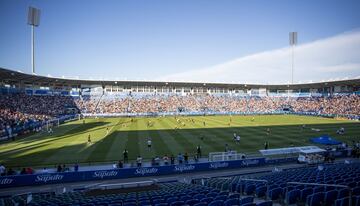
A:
[0,0,360,83]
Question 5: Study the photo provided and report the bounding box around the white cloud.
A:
[159,30,360,84]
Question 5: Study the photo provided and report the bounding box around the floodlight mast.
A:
[27,7,40,75]
[289,32,297,84]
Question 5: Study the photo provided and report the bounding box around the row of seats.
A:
[2,182,270,206]
[196,162,360,206]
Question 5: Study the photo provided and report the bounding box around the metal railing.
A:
[285,182,351,206]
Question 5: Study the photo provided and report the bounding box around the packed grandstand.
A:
[1,67,360,206]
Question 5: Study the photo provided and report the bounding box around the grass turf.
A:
[0,115,359,168]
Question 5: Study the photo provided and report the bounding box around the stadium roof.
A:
[1,67,360,89]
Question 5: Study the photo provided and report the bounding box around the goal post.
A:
[209,151,246,162]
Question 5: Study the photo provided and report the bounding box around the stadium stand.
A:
[1,162,360,206]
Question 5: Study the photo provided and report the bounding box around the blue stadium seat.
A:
[228,193,240,199]
[242,203,256,206]
[268,188,282,200]
[239,197,253,205]
[335,197,350,206]
[193,203,207,206]
[207,193,218,198]
[256,201,272,206]
[286,189,300,204]
[255,186,267,197]
[193,194,205,200]
[167,197,178,204]
[224,198,239,206]
[155,204,169,206]
[153,199,165,204]
[214,195,227,201]
[199,197,213,204]
[337,188,350,199]
[300,188,313,202]
[208,200,224,206]
[306,192,325,206]
[170,201,184,206]
[244,184,256,195]
[324,190,338,205]
[185,199,199,206]
[352,187,360,196]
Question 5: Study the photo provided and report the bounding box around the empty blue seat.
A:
[123,202,137,206]
[286,189,300,204]
[153,199,165,204]
[256,201,272,206]
[324,190,338,205]
[306,192,325,206]
[224,198,238,206]
[208,200,224,206]
[207,193,218,198]
[244,184,256,195]
[335,197,350,206]
[352,187,360,196]
[199,197,213,204]
[228,193,240,199]
[300,188,313,202]
[214,195,227,201]
[155,204,169,206]
[337,188,350,199]
[193,194,205,200]
[255,186,267,198]
[268,188,282,200]
[185,199,199,206]
[193,203,207,206]
[167,197,178,204]
[242,203,256,206]
[170,201,184,206]
[239,196,253,205]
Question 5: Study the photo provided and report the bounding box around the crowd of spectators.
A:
[77,94,360,116]
[0,93,78,138]
[1,93,359,138]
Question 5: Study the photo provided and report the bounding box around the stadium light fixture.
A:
[289,32,297,84]
[28,7,41,75]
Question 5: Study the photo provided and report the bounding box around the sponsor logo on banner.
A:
[134,168,158,176]
[209,162,229,169]
[174,165,195,172]
[93,171,118,179]
[241,159,260,166]
[0,178,13,185]
[35,174,64,183]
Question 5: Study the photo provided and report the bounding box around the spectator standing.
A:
[123,149,129,163]
[0,164,5,176]
[136,156,142,167]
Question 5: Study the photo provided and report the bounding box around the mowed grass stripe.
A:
[106,119,130,161]
[85,119,123,162]
[159,117,197,154]
[137,118,156,159]
[154,118,186,156]
[124,119,141,160]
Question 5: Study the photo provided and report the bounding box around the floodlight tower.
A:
[28,7,41,74]
[289,32,297,84]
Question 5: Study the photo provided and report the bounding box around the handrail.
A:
[98,180,154,190]
[239,178,269,200]
[285,182,351,206]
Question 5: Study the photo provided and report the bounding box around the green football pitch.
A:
[0,115,359,168]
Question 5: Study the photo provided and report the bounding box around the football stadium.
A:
[1,1,360,206]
